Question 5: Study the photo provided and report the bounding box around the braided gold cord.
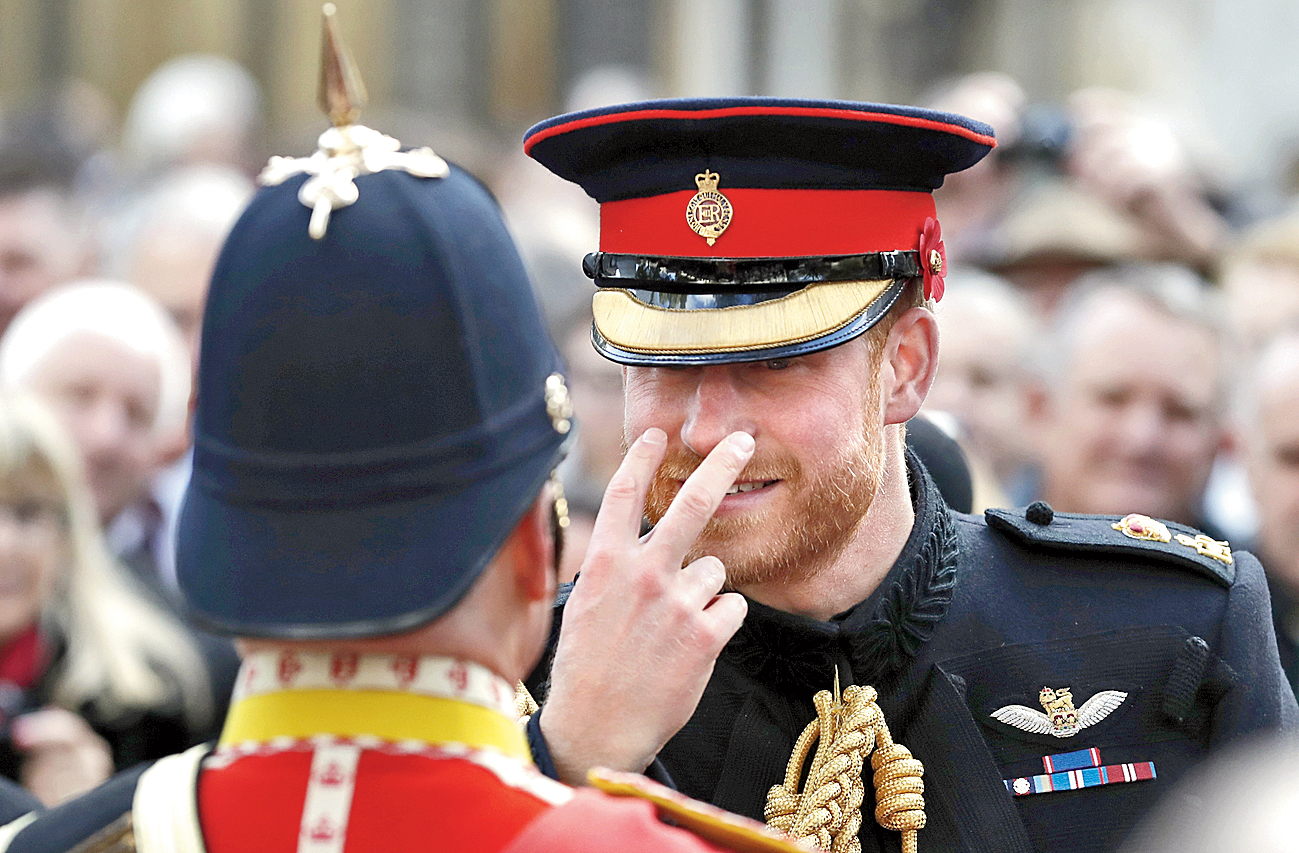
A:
[870,724,926,853]
[764,684,925,853]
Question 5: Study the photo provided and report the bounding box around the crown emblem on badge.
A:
[685,170,733,246]
[258,4,449,240]
[991,686,1127,738]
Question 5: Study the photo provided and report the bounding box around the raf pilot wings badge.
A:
[991,686,1128,738]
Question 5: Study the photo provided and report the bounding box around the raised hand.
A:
[540,427,754,785]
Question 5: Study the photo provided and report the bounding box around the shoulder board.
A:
[2,763,147,853]
[984,505,1235,588]
[587,768,809,853]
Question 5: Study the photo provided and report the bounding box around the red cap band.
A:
[599,188,937,258]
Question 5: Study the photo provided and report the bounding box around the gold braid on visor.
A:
[593,279,895,355]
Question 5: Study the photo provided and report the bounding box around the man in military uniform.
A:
[521,99,1298,853]
[0,14,811,853]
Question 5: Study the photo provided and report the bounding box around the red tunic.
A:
[198,747,743,853]
[200,746,559,853]
[194,652,739,853]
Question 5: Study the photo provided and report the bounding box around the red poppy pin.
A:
[919,217,946,302]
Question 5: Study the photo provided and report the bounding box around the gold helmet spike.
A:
[258,5,452,238]
[258,4,449,240]
[318,3,367,127]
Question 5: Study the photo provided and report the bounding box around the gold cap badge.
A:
[685,170,733,246]
[258,4,450,240]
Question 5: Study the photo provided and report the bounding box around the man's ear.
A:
[882,306,940,426]
[503,493,555,603]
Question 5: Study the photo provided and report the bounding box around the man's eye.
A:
[12,501,44,524]
[765,359,790,370]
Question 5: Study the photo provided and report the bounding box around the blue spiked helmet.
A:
[176,7,570,638]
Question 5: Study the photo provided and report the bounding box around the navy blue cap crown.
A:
[525,97,995,202]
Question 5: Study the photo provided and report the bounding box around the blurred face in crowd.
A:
[0,463,65,645]
[129,226,223,365]
[1033,292,1224,525]
[0,190,86,335]
[26,332,163,524]
[928,301,1032,482]
[627,336,886,589]
[1243,338,1299,595]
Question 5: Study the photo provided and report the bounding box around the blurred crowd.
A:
[0,56,256,805]
[2,54,1299,836]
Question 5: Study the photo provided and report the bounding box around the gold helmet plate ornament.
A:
[259,4,450,240]
[685,170,733,246]
[544,373,574,435]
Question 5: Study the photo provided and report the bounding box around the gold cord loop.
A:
[764,684,925,853]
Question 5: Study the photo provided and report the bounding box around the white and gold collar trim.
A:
[233,651,517,719]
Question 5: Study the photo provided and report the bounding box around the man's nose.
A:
[680,367,753,457]
[79,399,130,455]
[1115,400,1164,451]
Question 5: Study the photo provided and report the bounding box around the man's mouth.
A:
[724,479,779,496]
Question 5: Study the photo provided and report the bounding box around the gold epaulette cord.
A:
[764,681,926,853]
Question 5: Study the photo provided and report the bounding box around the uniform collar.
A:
[726,449,959,692]
[220,652,529,760]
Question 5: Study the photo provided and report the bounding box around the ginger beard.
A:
[643,370,886,588]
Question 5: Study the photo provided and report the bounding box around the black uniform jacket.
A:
[529,452,1298,853]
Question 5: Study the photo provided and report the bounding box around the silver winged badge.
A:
[991,686,1128,738]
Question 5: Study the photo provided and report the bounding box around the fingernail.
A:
[641,428,666,446]
[729,431,755,453]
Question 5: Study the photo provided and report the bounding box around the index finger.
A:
[586,428,668,551]
[647,431,754,560]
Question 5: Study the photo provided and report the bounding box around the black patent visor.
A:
[582,250,922,294]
